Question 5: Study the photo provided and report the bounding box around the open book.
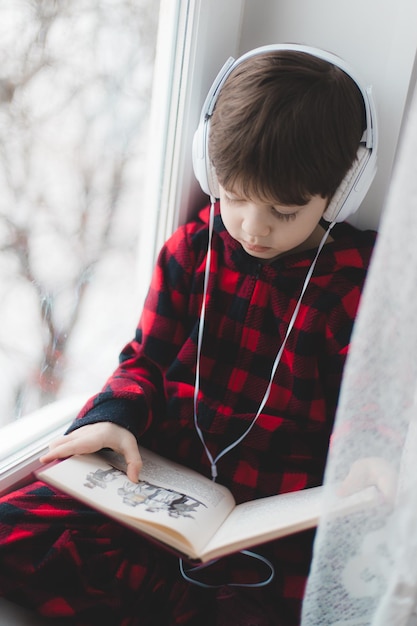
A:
[36,447,377,563]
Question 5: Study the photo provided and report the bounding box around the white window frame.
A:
[0,0,245,495]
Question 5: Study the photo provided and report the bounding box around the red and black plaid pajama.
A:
[0,204,376,624]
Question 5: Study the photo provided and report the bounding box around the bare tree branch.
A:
[0,0,160,421]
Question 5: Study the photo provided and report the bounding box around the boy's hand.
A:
[39,422,142,483]
[339,456,397,503]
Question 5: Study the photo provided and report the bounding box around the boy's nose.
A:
[242,206,270,238]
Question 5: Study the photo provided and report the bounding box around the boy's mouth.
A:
[242,242,271,254]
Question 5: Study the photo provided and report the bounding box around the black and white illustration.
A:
[84,466,206,519]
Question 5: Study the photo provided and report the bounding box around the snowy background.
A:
[0,0,160,425]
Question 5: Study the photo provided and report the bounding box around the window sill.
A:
[0,394,89,496]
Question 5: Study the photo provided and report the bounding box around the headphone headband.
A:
[192,43,378,223]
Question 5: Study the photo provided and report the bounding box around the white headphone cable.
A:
[193,200,336,482]
[183,201,336,588]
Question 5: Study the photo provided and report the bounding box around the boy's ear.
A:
[323,145,376,223]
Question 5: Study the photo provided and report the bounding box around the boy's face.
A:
[219,185,329,261]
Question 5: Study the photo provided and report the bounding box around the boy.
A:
[0,45,377,625]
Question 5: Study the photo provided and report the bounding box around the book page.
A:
[102,448,232,510]
[201,484,378,562]
[202,486,323,562]
[37,450,235,559]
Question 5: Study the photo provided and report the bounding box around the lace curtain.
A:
[301,80,417,626]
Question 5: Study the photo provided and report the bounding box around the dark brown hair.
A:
[208,51,366,205]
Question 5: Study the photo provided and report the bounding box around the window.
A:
[0,0,245,491]
[0,0,162,425]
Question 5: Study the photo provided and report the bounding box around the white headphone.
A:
[192,43,378,223]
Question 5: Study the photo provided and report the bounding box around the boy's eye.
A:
[272,208,298,222]
[223,190,299,221]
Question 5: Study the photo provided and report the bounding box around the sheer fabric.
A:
[301,81,417,626]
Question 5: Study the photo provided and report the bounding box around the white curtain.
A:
[301,80,417,626]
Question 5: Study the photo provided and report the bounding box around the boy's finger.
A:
[125,459,143,483]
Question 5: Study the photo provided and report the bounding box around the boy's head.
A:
[193,44,377,224]
[209,50,365,206]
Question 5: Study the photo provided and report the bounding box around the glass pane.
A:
[0,0,161,426]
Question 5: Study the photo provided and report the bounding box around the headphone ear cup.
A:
[323,146,374,222]
[192,119,220,199]
[192,123,210,196]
